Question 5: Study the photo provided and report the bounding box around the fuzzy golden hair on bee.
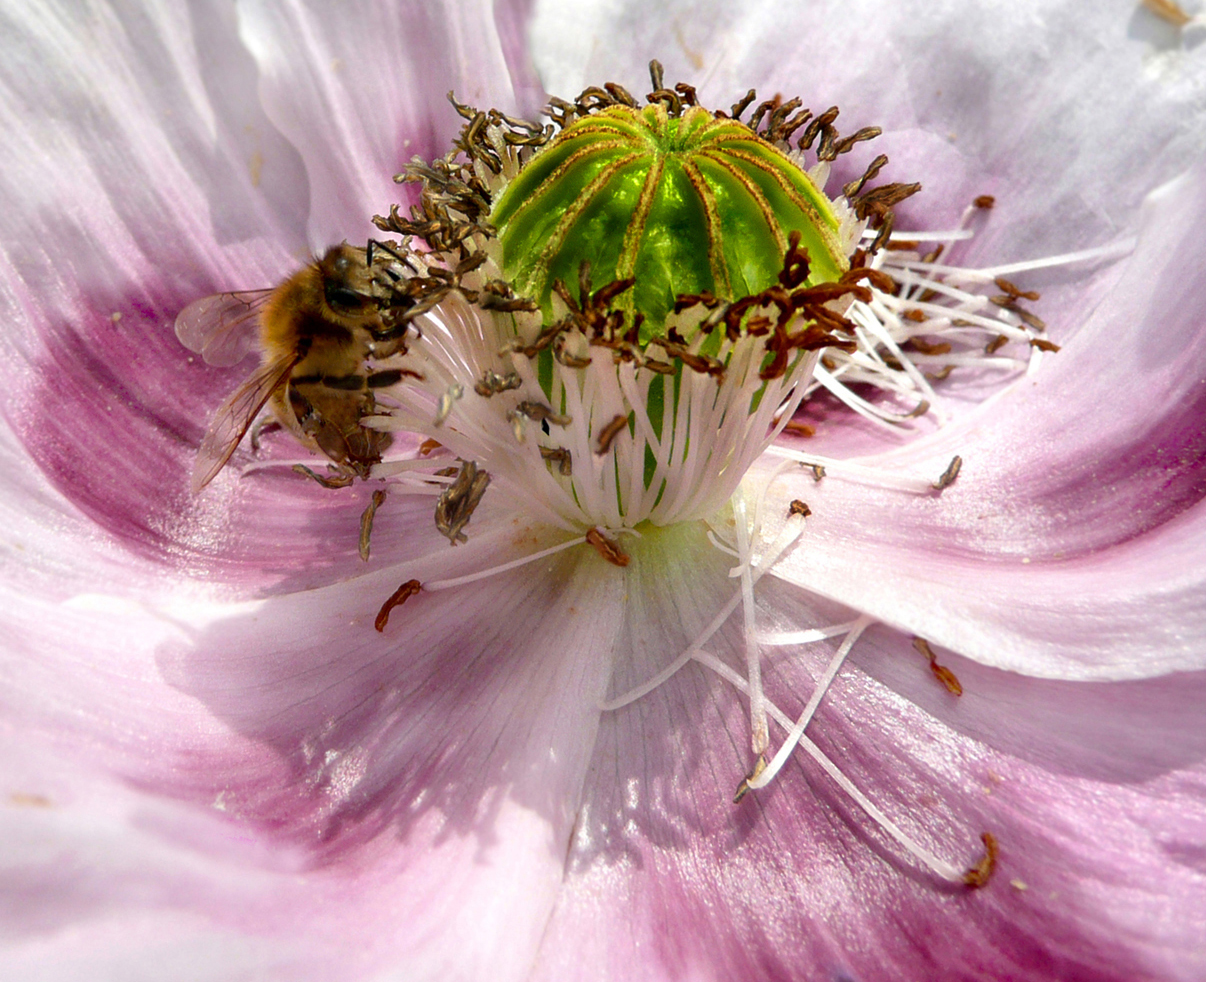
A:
[175,242,418,492]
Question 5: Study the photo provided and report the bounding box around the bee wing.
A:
[191,353,297,492]
[175,290,272,368]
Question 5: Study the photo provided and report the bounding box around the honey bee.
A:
[176,243,418,492]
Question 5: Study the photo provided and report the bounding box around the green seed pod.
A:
[490,103,850,336]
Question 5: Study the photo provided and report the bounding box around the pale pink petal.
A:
[529,530,1206,980]
[0,1,531,589]
[769,165,1206,679]
[238,0,524,248]
[531,0,1206,246]
[1,521,626,980]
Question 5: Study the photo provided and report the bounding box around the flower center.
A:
[367,83,882,531]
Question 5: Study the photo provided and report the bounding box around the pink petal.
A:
[2,523,626,979]
[0,1,530,589]
[529,530,1206,980]
[769,165,1206,679]
[530,0,1206,249]
[238,0,524,248]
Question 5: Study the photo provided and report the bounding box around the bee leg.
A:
[249,417,283,452]
[292,463,356,489]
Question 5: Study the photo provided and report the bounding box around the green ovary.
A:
[490,103,850,333]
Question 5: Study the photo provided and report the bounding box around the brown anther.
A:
[932,455,962,490]
[906,336,952,356]
[540,446,573,476]
[903,309,927,323]
[842,267,897,294]
[586,528,629,567]
[920,244,945,264]
[604,82,638,107]
[993,277,1041,302]
[595,414,629,455]
[985,334,1010,355]
[912,636,964,696]
[418,439,442,456]
[963,832,999,888]
[648,59,665,92]
[926,365,955,381]
[799,105,839,151]
[808,463,826,481]
[1030,337,1060,352]
[435,459,491,544]
[729,88,757,120]
[973,194,996,209]
[358,489,387,562]
[1143,0,1192,26]
[473,369,523,397]
[516,401,573,427]
[842,153,889,199]
[375,579,422,632]
[789,499,811,517]
[733,755,767,803]
[832,126,882,156]
[1016,309,1047,331]
[783,420,816,437]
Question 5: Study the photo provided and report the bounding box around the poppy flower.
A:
[2,2,1204,980]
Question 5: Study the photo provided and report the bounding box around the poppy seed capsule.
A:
[490,102,851,338]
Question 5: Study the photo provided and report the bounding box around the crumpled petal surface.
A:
[2,0,1205,979]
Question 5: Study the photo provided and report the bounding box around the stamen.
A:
[595,414,629,455]
[734,494,769,756]
[435,383,464,425]
[434,460,490,544]
[292,464,354,489]
[759,619,863,646]
[748,615,873,789]
[962,832,999,888]
[912,637,964,696]
[887,238,1134,280]
[586,527,630,567]
[424,535,588,590]
[932,455,962,490]
[358,488,387,562]
[689,646,970,884]
[766,446,958,494]
[600,510,809,711]
[375,578,422,631]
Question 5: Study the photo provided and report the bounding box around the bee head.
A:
[317,244,375,317]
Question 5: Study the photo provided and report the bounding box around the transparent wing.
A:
[191,353,297,492]
[175,290,272,368]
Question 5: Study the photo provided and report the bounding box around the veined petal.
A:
[238,0,525,248]
[767,166,1206,679]
[1,518,625,980]
[530,528,1206,981]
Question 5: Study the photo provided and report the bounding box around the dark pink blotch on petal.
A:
[3,528,627,980]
